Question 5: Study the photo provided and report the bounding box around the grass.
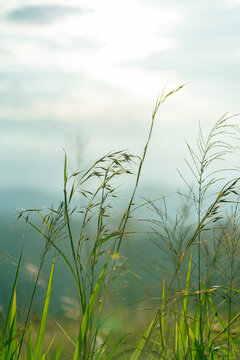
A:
[1,85,240,358]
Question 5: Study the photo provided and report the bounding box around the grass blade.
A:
[177,252,192,359]
[25,325,33,360]
[33,257,55,360]
[73,256,110,359]
[1,250,23,359]
[130,314,156,360]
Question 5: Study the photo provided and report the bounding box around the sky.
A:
[1,0,240,197]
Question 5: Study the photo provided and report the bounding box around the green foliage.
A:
[1,85,240,359]
[0,256,56,360]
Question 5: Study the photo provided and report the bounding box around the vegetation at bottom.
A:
[1,85,240,359]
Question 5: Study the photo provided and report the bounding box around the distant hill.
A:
[0,187,61,214]
[0,183,190,316]
[0,183,180,213]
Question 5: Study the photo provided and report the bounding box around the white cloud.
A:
[224,0,240,5]
[0,131,60,152]
[0,68,181,124]
[0,1,185,129]
[0,36,181,103]
[0,1,183,84]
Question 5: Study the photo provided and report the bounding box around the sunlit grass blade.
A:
[116,84,185,252]
[41,335,55,360]
[97,333,130,360]
[63,156,86,312]
[159,278,165,352]
[1,250,23,359]
[149,278,166,358]
[19,214,82,303]
[211,310,240,345]
[193,299,201,345]
[51,344,62,360]
[25,325,33,360]
[174,318,178,357]
[204,286,238,355]
[73,256,110,359]
[206,292,212,358]
[0,328,24,356]
[87,231,119,264]
[5,291,17,360]
[33,257,55,360]
[177,252,192,359]
[130,314,156,360]
[55,320,76,347]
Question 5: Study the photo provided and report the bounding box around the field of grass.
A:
[1,85,240,359]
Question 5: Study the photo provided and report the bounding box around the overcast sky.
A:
[1,0,240,195]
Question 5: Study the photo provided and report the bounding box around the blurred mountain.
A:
[0,182,182,215]
[0,183,188,315]
[0,187,61,214]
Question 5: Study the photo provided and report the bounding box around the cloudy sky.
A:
[1,0,240,196]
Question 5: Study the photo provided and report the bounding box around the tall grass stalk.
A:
[116,84,185,253]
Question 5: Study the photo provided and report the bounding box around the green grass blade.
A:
[212,311,240,343]
[33,257,55,360]
[174,318,178,356]
[178,252,192,358]
[25,325,33,360]
[0,328,24,355]
[205,287,238,354]
[193,300,201,343]
[73,256,110,360]
[41,335,55,360]
[7,290,17,360]
[98,333,130,360]
[206,293,211,357]
[87,232,118,265]
[159,278,165,351]
[1,250,23,359]
[2,250,22,342]
[130,314,156,360]
[21,215,82,302]
[51,344,62,360]
[63,164,86,312]
[64,152,67,186]
[187,324,207,360]
[55,320,76,346]
[116,85,184,252]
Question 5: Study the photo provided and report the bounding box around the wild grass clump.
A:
[1,85,240,359]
